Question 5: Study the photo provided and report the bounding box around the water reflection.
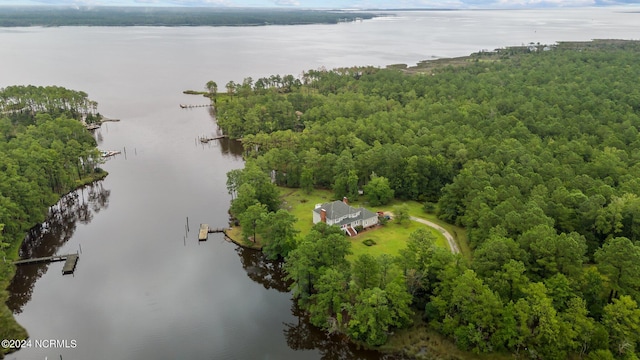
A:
[218,137,244,159]
[206,107,244,159]
[207,106,216,119]
[95,130,104,145]
[235,246,291,293]
[6,182,110,314]
[199,137,244,159]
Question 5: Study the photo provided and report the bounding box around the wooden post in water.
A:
[187,217,190,232]
[79,243,82,254]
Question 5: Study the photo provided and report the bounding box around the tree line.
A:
[0,85,101,126]
[218,40,640,358]
[0,85,105,352]
[0,7,376,27]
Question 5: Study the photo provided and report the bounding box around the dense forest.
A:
[0,7,376,27]
[0,86,105,353]
[219,40,640,359]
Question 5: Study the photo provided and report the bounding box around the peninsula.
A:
[216,40,640,359]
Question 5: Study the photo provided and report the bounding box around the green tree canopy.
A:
[595,237,640,302]
[258,209,298,260]
[364,174,394,206]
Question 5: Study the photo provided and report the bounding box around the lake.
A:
[1,7,639,360]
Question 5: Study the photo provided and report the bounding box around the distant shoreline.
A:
[0,7,378,27]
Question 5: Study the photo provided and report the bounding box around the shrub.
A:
[362,239,376,246]
[422,201,436,213]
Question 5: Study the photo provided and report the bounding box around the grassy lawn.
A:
[375,199,472,260]
[350,221,446,260]
[279,187,335,235]
[225,226,263,250]
[279,187,454,259]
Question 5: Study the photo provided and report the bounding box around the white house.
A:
[312,197,379,236]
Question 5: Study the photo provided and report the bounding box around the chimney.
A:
[343,197,349,205]
[320,208,327,223]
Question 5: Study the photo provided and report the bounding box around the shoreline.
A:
[0,171,108,357]
[224,226,263,250]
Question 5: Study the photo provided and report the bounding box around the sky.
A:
[0,0,638,8]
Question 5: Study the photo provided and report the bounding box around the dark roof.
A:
[313,201,377,225]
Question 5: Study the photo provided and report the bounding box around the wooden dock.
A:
[101,150,121,157]
[84,117,119,131]
[13,253,79,275]
[199,135,228,143]
[199,224,209,241]
[13,254,69,265]
[198,224,228,241]
[62,254,79,275]
[180,104,212,109]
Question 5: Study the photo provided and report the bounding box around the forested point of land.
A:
[0,85,105,352]
[0,7,377,27]
[217,40,640,359]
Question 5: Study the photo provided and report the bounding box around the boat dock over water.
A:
[199,135,228,143]
[62,254,79,275]
[101,150,121,157]
[180,104,212,109]
[13,253,80,275]
[198,224,228,241]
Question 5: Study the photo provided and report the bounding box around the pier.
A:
[62,254,79,275]
[101,150,121,157]
[199,224,209,240]
[199,135,228,143]
[198,224,228,241]
[84,117,120,131]
[13,253,80,275]
[180,104,212,109]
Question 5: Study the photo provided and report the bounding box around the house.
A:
[312,197,379,236]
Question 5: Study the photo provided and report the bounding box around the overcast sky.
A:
[1,0,638,8]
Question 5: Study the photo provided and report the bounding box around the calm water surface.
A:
[1,8,639,360]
